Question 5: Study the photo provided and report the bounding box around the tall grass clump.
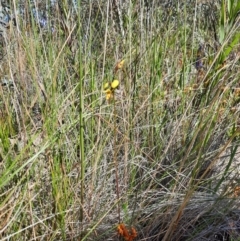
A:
[0,0,239,240]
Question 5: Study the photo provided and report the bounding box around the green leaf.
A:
[223,31,240,60]
[219,25,225,44]
[231,0,240,20]
[220,0,226,27]
[227,0,231,15]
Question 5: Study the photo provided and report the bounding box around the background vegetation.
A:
[0,0,239,240]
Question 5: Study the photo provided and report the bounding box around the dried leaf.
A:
[117,223,137,241]
[115,59,125,72]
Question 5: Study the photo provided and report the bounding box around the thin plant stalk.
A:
[78,0,85,222]
[113,93,121,223]
[79,71,85,223]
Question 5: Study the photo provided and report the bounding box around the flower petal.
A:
[111,80,119,89]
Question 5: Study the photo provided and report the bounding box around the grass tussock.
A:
[0,0,240,240]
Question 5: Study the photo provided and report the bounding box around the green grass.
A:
[0,0,239,240]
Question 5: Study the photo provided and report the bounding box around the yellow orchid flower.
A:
[111,80,119,89]
[105,89,113,100]
[103,82,110,90]
[103,80,119,101]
